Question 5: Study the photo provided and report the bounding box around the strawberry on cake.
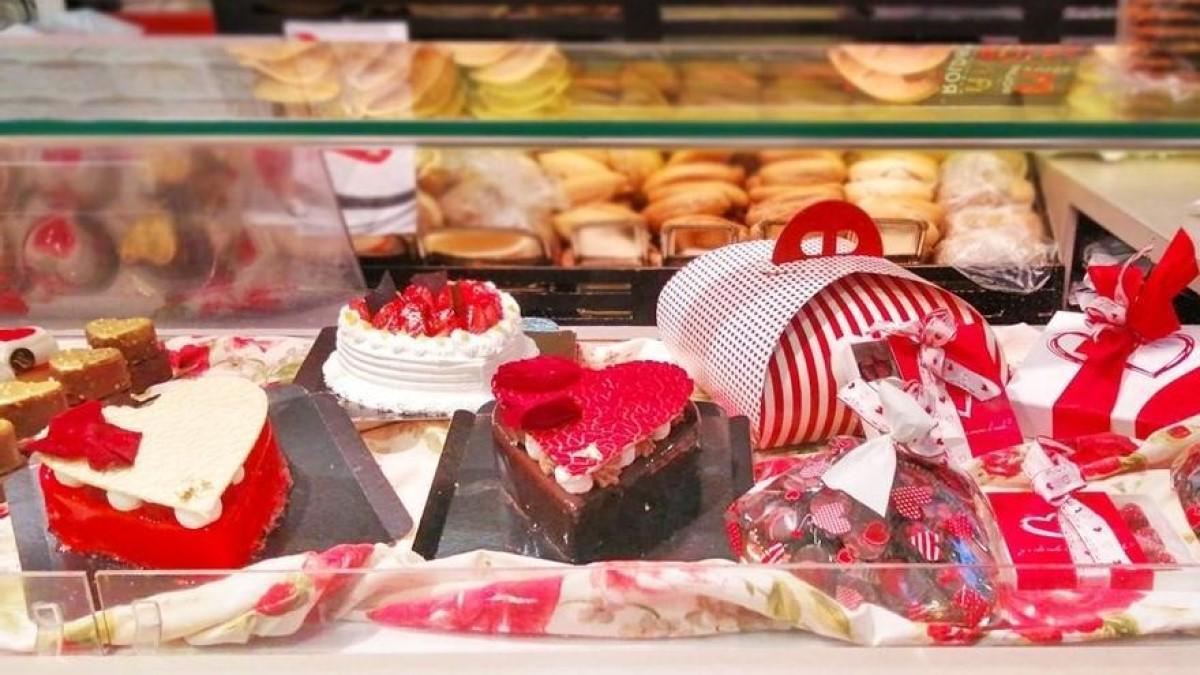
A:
[490,356,702,561]
[323,276,535,416]
[31,377,291,569]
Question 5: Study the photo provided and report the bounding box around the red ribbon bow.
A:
[1054,230,1199,437]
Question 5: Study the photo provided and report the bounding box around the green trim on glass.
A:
[2,119,1200,141]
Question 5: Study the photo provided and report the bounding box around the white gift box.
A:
[1008,311,1200,440]
[657,201,1003,449]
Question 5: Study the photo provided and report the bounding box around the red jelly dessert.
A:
[33,377,290,569]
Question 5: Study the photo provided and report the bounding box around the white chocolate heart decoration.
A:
[38,377,269,518]
[1019,513,1065,540]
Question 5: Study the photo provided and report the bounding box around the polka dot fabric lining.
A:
[657,240,1001,449]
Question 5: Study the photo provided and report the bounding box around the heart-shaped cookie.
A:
[493,357,693,475]
[1048,330,1195,378]
[37,377,268,518]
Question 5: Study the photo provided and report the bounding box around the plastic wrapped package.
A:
[934,151,1054,293]
[420,150,564,262]
[1173,442,1200,537]
[726,382,1000,628]
[727,441,999,627]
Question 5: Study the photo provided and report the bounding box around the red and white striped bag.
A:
[658,201,1004,449]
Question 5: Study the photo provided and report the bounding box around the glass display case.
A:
[4,36,1200,673]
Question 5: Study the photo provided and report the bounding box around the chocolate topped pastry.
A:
[85,317,159,364]
[0,380,67,438]
[49,348,131,404]
[0,418,21,475]
[129,347,173,394]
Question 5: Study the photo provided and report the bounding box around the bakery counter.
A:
[1039,154,1200,301]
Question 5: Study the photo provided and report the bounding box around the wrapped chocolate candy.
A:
[726,380,998,627]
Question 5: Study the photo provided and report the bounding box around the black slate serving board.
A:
[412,401,753,563]
[7,384,412,573]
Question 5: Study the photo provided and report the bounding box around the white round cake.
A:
[323,281,536,415]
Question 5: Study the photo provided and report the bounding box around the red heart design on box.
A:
[1048,330,1195,378]
[335,149,394,164]
[493,357,693,476]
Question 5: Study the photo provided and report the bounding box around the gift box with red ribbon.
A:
[987,440,1195,591]
[659,200,1005,450]
[1008,230,1200,440]
[832,308,1021,467]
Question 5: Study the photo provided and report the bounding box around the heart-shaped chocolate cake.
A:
[491,356,701,561]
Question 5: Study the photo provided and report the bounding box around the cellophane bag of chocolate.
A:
[726,438,999,628]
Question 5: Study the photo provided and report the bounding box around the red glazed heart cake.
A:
[490,356,702,562]
[493,356,694,493]
[32,377,291,569]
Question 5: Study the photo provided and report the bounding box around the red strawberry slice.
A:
[349,297,372,321]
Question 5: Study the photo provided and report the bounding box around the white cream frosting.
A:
[323,287,536,415]
[524,421,678,494]
[105,490,143,512]
[553,466,594,494]
[53,470,82,488]
[175,500,222,530]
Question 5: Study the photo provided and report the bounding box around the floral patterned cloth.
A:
[11,533,1200,654]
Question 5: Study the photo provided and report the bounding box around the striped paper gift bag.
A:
[657,201,1002,450]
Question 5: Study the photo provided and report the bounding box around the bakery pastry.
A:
[0,380,67,438]
[642,162,745,194]
[49,348,131,404]
[747,182,844,203]
[0,326,58,382]
[85,318,159,364]
[552,203,645,240]
[646,180,749,209]
[661,214,742,255]
[323,278,536,415]
[642,184,733,231]
[848,153,939,185]
[23,213,116,292]
[129,348,173,395]
[846,178,936,203]
[753,156,847,186]
[491,356,700,561]
[34,377,290,569]
[0,418,21,475]
[945,205,1044,239]
[838,45,953,77]
[829,46,942,104]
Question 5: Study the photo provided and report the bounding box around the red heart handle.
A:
[771,200,884,265]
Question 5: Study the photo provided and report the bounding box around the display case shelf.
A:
[0,39,1192,148]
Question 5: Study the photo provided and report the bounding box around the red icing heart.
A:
[27,401,142,471]
[492,357,692,475]
[1048,330,1194,378]
[0,327,35,341]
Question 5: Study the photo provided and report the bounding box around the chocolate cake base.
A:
[129,347,173,394]
[493,404,703,563]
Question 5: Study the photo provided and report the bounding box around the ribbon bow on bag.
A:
[1021,440,1132,584]
[1056,230,1200,437]
[823,379,937,516]
[872,309,1004,464]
